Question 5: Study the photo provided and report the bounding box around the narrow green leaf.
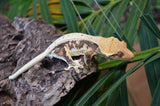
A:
[73,0,111,4]
[94,0,121,38]
[105,87,120,106]
[93,51,160,105]
[124,0,147,46]
[155,0,160,9]
[151,79,160,106]
[81,16,95,34]
[139,22,160,96]
[105,66,128,106]
[118,80,129,106]
[67,89,80,106]
[103,0,129,36]
[87,21,96,35]
[18,0,31,17]
[60,0,79,32]
[98,60,123,70]
[7,0,31,19]
[92,5,113,36]
[74,71,115,106]
[138,0,160,96]
[76,5,92,14]
[53,17,65,24]
[38,0,53,24]
[140,15,160,39]
[32,0,38,19]
[92,14,105,35]
[144,53,160,65]
[131,46,160,62]
[80,0,120,36]
[117,68,129,106]
[7,3,19,20]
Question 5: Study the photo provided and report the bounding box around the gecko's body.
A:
[9,33,134,80]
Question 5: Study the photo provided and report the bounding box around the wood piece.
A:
[0,15,97,105]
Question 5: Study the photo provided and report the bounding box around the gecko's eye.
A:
[117,51,123,57]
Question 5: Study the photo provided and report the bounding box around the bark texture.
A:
[0,15,97,106]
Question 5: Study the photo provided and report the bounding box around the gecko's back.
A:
[48,33,134,60]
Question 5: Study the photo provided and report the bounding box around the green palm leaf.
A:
[59,0,79,32]
[138,0,160,96]
[93,51,160,105]
[38,0,53,24]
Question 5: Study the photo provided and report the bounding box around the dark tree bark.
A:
[0,15,97,106]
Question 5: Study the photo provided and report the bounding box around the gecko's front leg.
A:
[49,46,82,73]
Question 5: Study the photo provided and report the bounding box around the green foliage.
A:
[0,0,9,15]
[38,0,53,24]
[151,79,160,106]
[0,0,160,105]
[75,70,115,106]
[155,0,160,9]
[59,0,79,32]
[138,0,160,97]
[140,15,160,39]
[7,0,31,20]
[124,0,147,46]
[32,0,38,19]
[93,51,160,105]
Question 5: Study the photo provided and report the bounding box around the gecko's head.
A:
[98,37,134,60]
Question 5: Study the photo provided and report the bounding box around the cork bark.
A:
[0,15,97,106]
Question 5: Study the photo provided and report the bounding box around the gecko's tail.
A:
[9,51,47,80]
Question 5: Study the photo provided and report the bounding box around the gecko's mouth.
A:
[108,54,126,60]
[108,54,120,58]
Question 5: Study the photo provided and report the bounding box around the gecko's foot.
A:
[64,65,83,74]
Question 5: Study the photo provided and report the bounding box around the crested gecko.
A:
[9,33,134,80]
